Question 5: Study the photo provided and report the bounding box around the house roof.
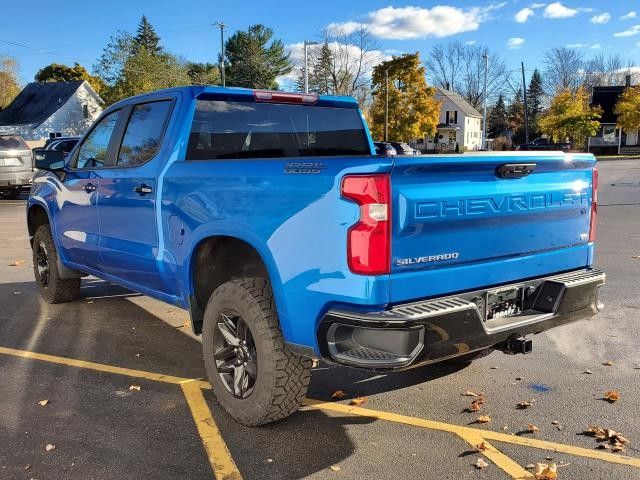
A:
[0,81,102,127]
[590,86,625,124]
[435,88,483,118]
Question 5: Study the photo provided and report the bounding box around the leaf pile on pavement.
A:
[603,390,620,403]
[474,458,489,469]
[533,463,558,480]
[584,426,629,452]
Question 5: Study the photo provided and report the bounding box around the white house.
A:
[411,88,483,152]
[0,80,103,143]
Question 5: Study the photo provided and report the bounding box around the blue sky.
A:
[2,0,639,85]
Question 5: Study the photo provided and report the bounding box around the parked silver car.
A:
[0,135,32,199]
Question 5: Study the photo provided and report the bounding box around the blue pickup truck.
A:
[28,86,605,426]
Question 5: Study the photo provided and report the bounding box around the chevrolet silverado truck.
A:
[28,86,605,426]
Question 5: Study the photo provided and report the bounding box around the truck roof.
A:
[109,85,360,109]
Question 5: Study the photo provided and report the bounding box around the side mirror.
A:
[33,149,66,171]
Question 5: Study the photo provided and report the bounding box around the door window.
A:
[75,110,120,169]
[117,101,172,167]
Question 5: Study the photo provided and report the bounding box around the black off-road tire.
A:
[202,277,312,426]
[0,187,21,200]
[32,225,80,303]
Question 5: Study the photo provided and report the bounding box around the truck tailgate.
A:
[390,152,596,299]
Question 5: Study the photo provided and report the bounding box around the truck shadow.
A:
[0,279,369,479]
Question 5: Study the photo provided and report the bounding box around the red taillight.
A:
[253,90,318,105]
[589,167,598,242]
[341,174,391,275]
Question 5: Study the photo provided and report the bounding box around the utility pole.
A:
[303,40,319,93]
[521,61,529,144]
[481,52,488,150]
[384,69,389,142]
[213,22,227,87]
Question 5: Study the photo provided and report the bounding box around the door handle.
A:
[134,184,153,196]
[496,163,536,179]
[83,183,96,193]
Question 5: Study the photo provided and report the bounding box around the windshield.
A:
[187,100,370,160]
[0,135,29,151]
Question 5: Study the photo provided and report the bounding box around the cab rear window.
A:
[186,100,369,160]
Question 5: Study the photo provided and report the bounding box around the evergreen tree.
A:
[225,25,292,89]
[295,42,336,94]
[134,15,161,54]
[527,69,544,136]
[507,88,526,144]
[186,62,220,85]
[488,94,507,138]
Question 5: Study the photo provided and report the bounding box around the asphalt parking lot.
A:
[1,159,639,480]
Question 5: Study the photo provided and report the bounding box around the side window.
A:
[117,101,172,167]
[75,110,120,169]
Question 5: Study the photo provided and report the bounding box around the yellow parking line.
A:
[302,399,640,469]
[182,381,243,480]
[0,346,210,388]
[457,431,534,479]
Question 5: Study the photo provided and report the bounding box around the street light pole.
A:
[481,52,489,150]
[214,22,227,87]
[384,68,389,142]
[303,41,319,93]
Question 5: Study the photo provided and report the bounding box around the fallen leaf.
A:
[469,397,485,412]
[534,463,558,480]
[349,396,366,406]
[37,399,49,406]
[13,291,22,295]
[24,464,30,470]
[603,361,613,366]
[515,376,524,381]
[604,390,620,403]
[526,463,536,469]
[129,385,141,391]
[517,400,533,409]
[528,424,540,433]
[8,259,26,267]
[462,390,480,397]
[615,434,629,445]
[266,458,273,463]
[584,369,593,374]
[331,390,346,400]
[476,415,491,423]
[632,255,640,259]
[45,444,55,452]
[473,442,488,452]
[474,458,489,469]
[551,421,560,425]
[329,465,341,472]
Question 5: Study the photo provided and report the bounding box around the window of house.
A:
[117,101,172,167]
[603,126,616,139]
[74,110,120,169]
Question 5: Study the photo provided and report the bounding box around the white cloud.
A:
[515,8,535,23]
[543,2,578,18]
[621,11,637,20]
[567,43,588,48]
[614,24,640,37]
[590,12,610,24]
[278,41,390,87]
[530,2,547,8]
[507,37,525,49]
[589,43,602,49]
[464,40,477,45]
[326,3,506,40]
